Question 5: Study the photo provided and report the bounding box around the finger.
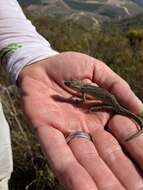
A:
[108,115,143,171]
[92,59,143,114]
[91,128,143,189]
[36,126,97,190]
[68,129,125,190]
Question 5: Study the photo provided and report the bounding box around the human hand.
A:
[18,52,143,190]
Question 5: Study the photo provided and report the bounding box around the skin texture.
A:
[18,52,143,190]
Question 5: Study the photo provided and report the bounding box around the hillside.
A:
[18,0,143,22]
[132,0,143,6]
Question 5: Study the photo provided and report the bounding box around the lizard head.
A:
[64,80,82,91]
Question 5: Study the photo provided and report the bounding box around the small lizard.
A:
[64,80,143,141]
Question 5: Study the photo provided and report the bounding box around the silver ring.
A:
[65,131,92,144]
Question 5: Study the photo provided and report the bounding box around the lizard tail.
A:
[117,106,143,131]
[125,129,143,141]
[90,105,143,141]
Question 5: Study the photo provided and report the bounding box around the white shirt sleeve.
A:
[0,0,59,84]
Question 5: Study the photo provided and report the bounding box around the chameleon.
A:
[64,79,143,141]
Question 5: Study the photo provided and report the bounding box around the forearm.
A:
[0,0,58,84]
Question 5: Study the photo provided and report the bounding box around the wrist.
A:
[17,64,31,88]
[17,52,61,88]
[17,60,44,88]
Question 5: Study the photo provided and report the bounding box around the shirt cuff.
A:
[4,44,59,84]
[0,1,59,84]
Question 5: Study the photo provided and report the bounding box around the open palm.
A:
[18,52,143,190]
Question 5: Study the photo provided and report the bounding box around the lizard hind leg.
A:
[89,104,142,133]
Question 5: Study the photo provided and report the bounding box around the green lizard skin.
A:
[64,80,143,141]
[64,80,121,109]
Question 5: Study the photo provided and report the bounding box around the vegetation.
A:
[64,0,103,11]
[0,11,143,190]
[30,13,143,99]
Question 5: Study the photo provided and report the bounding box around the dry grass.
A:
[0,79,63,190]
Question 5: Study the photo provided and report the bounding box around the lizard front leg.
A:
[70,92,86,106]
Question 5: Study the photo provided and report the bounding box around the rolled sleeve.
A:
[0,0,59,83]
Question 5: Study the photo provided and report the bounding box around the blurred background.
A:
[0,0,143,189]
